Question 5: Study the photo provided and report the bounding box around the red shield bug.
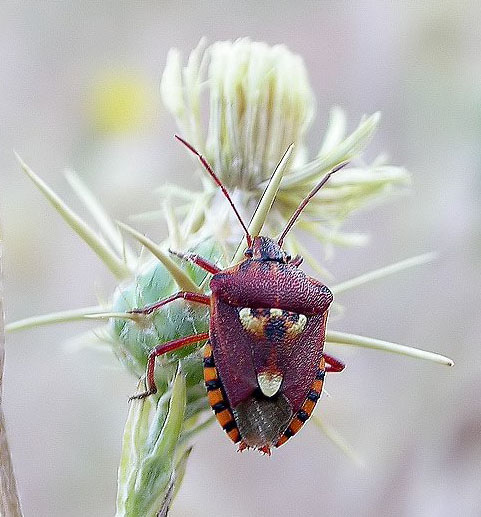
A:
[130,135,348,454]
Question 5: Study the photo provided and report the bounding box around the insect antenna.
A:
[175,135,252,247]
[277,161,349,247]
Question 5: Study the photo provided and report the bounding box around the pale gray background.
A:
[1,2,480,516]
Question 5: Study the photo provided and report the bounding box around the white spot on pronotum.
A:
[239,307,263,335]
[270,308,283,317]
[287,313,307,337]
[257,371,283,397]
[239,307,253,328]
[297,313,307,329]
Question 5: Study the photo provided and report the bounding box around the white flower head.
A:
[162,38,314,189]
[160,38,410,259]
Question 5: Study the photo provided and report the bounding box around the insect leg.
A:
[323,353,345,373]
[168,249,221,274]
[129,292,211,314]
[129,332,210,400]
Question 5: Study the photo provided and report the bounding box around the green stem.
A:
[231,144,294,264]
[326,330,454,366]
[5,306,104,332]
[16,154,131,280]
[332,252,437,294]
[117,221,202,293]
[64,169,137,267]
[281,112,380,187]
[0,221,24,516]
[311,415,364,468]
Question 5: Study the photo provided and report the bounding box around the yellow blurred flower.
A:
[89,70,155,134]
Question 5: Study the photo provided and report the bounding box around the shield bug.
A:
[130,135,347,454]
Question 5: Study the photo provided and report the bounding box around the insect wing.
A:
[210,299,327,418]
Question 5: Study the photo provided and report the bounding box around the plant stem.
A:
[15,154,131,280]
[326,330,454,366]
[5,305,105,332]
[0,223,24,516]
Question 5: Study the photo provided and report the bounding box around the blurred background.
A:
[1,1,480,516]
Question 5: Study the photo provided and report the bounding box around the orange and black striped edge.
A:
[275,356,326,448]
[203,342,241,444]
[204,342,326,448]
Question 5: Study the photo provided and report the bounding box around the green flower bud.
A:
[116,370,186,517]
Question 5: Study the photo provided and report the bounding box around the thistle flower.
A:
[8,39,453,517]
[89,70,155,134]
[158,38,410,259]
[161,38,314,189]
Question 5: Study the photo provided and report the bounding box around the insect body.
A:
[130,136,346,454]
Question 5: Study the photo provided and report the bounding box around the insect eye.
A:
[244,248,253,257]
[285,254,291,262]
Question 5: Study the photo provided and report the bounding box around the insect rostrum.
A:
[129,137,346,455]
